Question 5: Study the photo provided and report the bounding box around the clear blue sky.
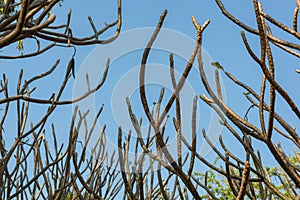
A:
[1,0,299,172]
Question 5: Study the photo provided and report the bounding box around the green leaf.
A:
[211,62,224,71]
[43,6,51,18]
[16,40,24,54]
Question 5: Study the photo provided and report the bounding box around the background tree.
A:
[0,0,299,199]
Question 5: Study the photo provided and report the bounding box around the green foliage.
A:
[243,91,250,96]
[194,156,299,199]
[65,193,74,200]
[211,62,224,71]
[158,191,170,200]
[16,40,24,54]
[43,5,51,18]
[0,0,15,15]
[198,171,236,199]
[194,157,235,199]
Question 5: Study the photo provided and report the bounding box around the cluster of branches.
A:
[0,0,123,199]
[0,0,299,199]
[0,0,121,58]
[199,0,300,198]
[117,0,300,199]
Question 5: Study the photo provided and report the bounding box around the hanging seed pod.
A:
[66,57,75,79]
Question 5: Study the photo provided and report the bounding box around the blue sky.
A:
[1,0,300,173]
